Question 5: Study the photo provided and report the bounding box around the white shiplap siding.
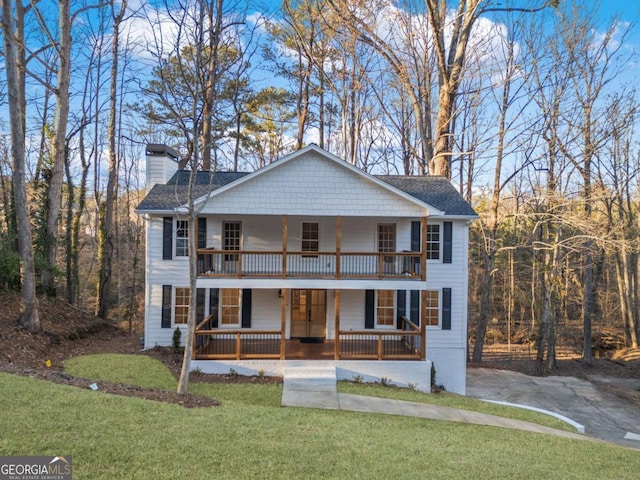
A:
[199,151,430,217]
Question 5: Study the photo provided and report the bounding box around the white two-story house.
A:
[136,144,477,394]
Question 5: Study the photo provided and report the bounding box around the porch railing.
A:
[197,249,422,280]
[194,315,284,360]
[336,317,423,360]
[193,316,424,361]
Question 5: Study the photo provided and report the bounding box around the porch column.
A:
[334,289,341,360]
[335,216,342,279]
[280,288,287,360]
[282,215,288,279]
[420,290,427,360]
[421,216,427,281]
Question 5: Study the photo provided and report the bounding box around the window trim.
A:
[375,290,396,329]
[175,220,189,257]
[301,221,320,255]
[376,223,396,253]
[219,288,242,327]
[174,287,190,325]
[424,289,441,328]
[426,223,441,262]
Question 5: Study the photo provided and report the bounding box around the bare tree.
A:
[1,0,40,330]
[472,17,533,362]
[96,0,128,318]
[327,0,556,177]
[551,7,633,365]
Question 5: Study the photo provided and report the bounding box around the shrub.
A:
[172,328,182,353]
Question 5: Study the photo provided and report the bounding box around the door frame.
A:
[290,289,327,339]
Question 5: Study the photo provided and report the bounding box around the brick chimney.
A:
[145,144,179,189]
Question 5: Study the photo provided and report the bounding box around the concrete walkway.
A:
[466,367,640,449]
[281,366,591,443]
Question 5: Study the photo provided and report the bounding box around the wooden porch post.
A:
[334,289,341,360]
[335,216,341,279]
[282,215,288,279]
[280,289,287,360]
[420,290,427,360]
[421,216,427,282]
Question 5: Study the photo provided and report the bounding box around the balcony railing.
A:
[196,249,422,280]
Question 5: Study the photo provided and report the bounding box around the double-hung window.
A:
[174,287,190,324]
[426,224,440,260]
[220,288,242,326]
[376,290,395,327]
[302,222,319,255]
[175,220,189,257]
[424,290,440,327]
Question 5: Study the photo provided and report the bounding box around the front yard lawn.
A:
[0,354,634,479]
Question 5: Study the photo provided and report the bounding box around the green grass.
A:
[337,381,576,432]
[0,354,632,479]
[65,354,177,390]
[65,354,576,431]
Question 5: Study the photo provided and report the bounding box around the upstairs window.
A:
[377,224,396,253]
[302,222,319,254]
[223,221,241,262]
[176,220,189,257]
[426,224,440,260]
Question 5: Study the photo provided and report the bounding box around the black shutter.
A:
[410,290,420,326]
[443,221,452,264]
[410,221,422,275]
[209,288,219,328]
[364,290,375,329]
[161,285,172,328]
[241,289,252,328]
[411,221,421,251]
[196,288,205,323]
[162,217,173,260]
[442,288,452,330]
[396,290,406,328]
[198,217,207,249]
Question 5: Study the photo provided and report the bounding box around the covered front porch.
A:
[192,288,427,362]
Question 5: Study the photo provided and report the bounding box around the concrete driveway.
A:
[466,367,640,449]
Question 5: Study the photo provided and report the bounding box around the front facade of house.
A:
[136,144,477,394]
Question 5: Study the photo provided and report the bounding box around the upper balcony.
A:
[196,249,423,280]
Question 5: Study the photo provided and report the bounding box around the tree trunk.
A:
[96,0,127,318]
[1,0,40,331]
[472,248,494,363]
[42,0,72,296]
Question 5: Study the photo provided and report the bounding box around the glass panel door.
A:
[223,221,241,273]
[378,224,396,274]
[290,289,326,338]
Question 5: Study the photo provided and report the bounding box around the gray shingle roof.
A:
[136,169,476,217]
[135,171,249,212]
[376,175,477,217]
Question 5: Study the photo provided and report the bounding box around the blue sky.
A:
[598,1,640,22]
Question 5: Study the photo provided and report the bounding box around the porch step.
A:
[283,365,337,392]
